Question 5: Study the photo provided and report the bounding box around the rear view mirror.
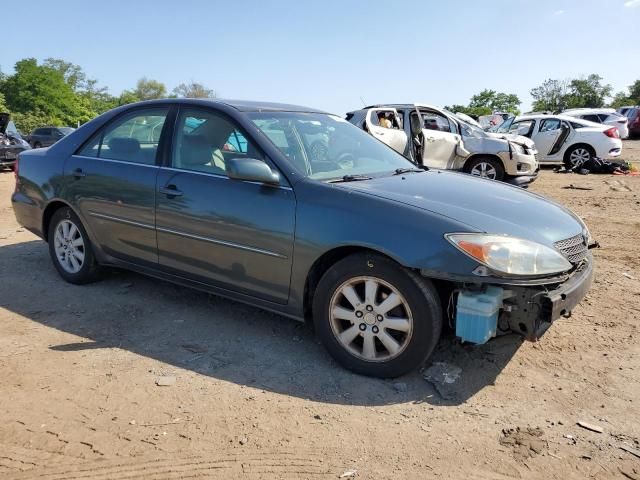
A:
[226,158,280,185]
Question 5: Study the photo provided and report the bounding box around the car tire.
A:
[48,207,102,284]
[564,145,594,169]
[465,156,505,181]
[312,252,442,378]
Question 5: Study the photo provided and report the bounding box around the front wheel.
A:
[313,253,442,378]
[465,157,505,181]
[48,207,102,284]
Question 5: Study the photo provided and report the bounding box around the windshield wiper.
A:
[327,174,373,183]
[393,166,427,175]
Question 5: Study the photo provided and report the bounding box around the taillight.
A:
[604,127,620,139]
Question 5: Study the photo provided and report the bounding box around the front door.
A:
[364,108,408,154]
[155,107,296,304]
[65,107,170,265]
[420,110,459,168]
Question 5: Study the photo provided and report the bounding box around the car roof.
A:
[363,103,441,111]
[127,98,328,114]
[563,108,616,116]
[516,114,604,127]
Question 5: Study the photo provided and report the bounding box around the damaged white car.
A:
[346,104,539,186]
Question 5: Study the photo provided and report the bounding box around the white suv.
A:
[562,108,629,139]
[495,114,622,168]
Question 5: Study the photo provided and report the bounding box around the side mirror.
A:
[517,126,529,136]
[226,158,280,185]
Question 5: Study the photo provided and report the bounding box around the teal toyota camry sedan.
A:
[12,99,595,377]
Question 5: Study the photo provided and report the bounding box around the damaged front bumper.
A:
[443,255,594,344]
[500,259,594,340]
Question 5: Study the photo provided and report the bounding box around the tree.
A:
[172,81,216,98]
[133,77,167,101]
[611,79,640,108]
[0,91,7,112]
[446,89,521,117]
[564,74,612,109]
[530,79,570,112]
[0,58,90,127]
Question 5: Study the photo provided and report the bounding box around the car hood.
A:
[341,171,584,246]
[486,132,535,148]
[0,113,9,134]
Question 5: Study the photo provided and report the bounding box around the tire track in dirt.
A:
[4,450,350,480]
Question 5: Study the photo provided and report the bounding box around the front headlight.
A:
[511,143,524,154]
[446,233,572,276]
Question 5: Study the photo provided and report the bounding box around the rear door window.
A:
[539,119,561,132]
[582,114,601,123]
[78,108,169,164]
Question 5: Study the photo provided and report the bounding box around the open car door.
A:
[365,108,408,154]
[532,118,565,157]
[420,110,459,169]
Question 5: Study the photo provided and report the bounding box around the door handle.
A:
[159,185,183,197]
[72,168,86,178]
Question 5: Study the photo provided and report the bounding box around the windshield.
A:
[59,127,75,135]
[445,110,486,138]
[6,121,22,138]
[248,112,416,180]
[491,117,514,133]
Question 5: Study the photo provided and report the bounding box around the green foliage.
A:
[173,81,216,98]
[133,77,167,101]
[446,89,521,117]
[531,74,613,112]
[609,80,640,109]
[564,74,612,109]
[0,91,7,112]
[530,79,569,112]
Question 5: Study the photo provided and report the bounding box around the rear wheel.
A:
[48,207,102,284]
[312,253,442,378]
[466,156,505,181]
[564,145,594,169]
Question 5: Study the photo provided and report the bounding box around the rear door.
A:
[155,107,295,304]
[364,108,408,153]
[420,110,459,168]
[531,118,564,157]
[65,106,170,265]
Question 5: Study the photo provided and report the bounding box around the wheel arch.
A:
[463,153,504,171]
[42,199,76,242]
[563,142,595,162]
[303,246,401,320]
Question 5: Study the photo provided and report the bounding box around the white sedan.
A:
[563,108,629,139]
[494,114,622,167]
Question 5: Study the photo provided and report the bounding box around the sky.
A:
[1,0,639,115]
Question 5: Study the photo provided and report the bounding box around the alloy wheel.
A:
[329,276,413,362]
[470,161,497,179]
[568,148,591,167]
[53,219,85,274]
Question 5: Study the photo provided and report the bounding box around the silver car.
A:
[347,104,539,186]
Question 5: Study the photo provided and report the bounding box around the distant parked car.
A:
[28,126,75,148]
[617,106,639,117]
[347,104,538,185]
[11,99,595,377]
[495,114,622,168]
[563,108,629,139]
[0,113,31,170]
[625,107,640,138]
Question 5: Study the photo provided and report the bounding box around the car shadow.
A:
[0,239,522,407]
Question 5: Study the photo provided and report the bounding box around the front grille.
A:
[554,234,588,264]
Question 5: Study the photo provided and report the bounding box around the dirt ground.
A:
[1,141,639,480]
